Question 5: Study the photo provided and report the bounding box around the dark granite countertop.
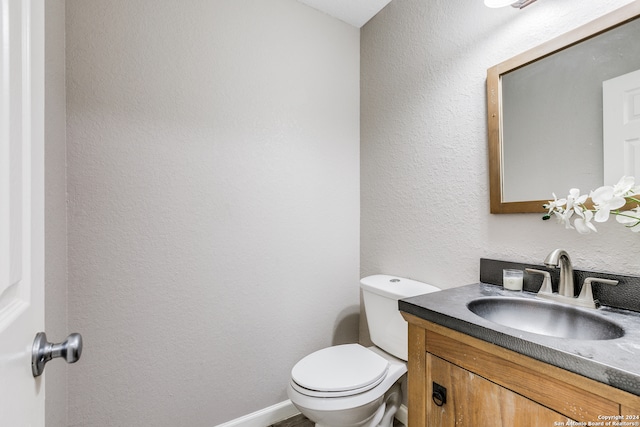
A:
[400,282,640,396]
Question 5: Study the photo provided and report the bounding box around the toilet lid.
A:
[291,344,389,393]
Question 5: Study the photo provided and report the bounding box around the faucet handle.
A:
[525,268,553,294]
[581,277,619,287]
[578,277,619,309]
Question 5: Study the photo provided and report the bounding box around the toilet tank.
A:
[361,275,440,361]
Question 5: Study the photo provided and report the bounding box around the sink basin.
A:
[467,297,625,340]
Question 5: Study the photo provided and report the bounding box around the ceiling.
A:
[296,0,393,28]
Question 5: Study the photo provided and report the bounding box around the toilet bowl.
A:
[287,275,440,427]
[288,345,406,427]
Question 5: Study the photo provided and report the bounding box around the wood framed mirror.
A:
[488,1,640,214]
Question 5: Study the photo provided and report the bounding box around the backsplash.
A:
[480,258,640,313]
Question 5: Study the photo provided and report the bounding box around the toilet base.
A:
[301,381,403,427]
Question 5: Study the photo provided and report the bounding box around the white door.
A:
[603,68,640,186]
[0,0,45,425]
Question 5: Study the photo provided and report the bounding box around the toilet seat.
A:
[290,372,387,398]
[291,344,389,398]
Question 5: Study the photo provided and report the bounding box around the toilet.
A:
[287,275,440,427]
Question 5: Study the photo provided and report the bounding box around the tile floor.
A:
[269,414,313,427]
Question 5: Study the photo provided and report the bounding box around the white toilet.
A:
[287,275,440,427]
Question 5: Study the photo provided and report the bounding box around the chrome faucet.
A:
[534,249,619,309]
[543,249,574,298]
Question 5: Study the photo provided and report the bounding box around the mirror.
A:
[488,2,640,213]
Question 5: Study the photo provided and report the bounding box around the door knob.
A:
[32,332,83,377]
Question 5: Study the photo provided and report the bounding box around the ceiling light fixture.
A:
[484,0,537,9]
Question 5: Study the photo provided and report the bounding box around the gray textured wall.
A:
[65,1,360,425]
[361,0,640,288]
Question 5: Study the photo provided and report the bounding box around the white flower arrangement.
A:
[543,176,640,234]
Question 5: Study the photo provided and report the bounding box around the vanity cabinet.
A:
[402,313,640,426]
[428,354,568,425]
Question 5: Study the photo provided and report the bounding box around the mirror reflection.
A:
[488,3,640,213]
[502,17,640,203]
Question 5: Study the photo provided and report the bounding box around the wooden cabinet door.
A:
[427,354,571,427]
[622,405,640,419]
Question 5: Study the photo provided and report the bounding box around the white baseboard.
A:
[216,400,408,427]
[215,400,299,427]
